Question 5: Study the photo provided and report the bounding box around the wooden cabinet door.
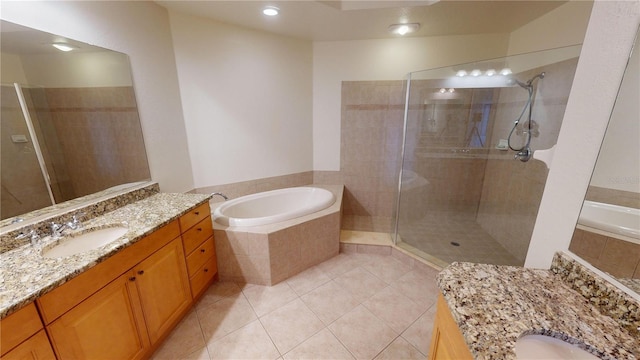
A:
[133,237,191,345]
[2,331,56,360]
[428,294,473,360]
[47,273,150,360]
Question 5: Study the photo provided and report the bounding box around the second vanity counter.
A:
[437,257,639,359]
[0,192,211,319]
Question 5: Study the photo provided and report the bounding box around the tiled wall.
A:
[569,229,640,279]
[476,58,579,262]
[41,86,150,199]
[585,186,640,209]
[0,86,52,219]
[340,81,405,233]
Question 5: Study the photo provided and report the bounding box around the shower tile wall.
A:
[41,87,150,200]
[0,86,52,218]
[340,81,405,233]
[476,58,579,263]
[586,186,640,209]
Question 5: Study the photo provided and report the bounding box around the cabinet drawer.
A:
[2,330,56,360]
[179,202,210,232]
[186,237,215,276]
[37,220,180,324]
[182,216,213,255]
[1,303,43,356]
[189,258,217,299]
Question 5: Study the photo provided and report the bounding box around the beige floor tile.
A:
[159,347,210,360]
[285,266,332,296]
[242,281,299,316]
[328,305,397,360]
[196,281,243,310]
[151,310,206,359]
[197,295,257,343]
[260,299,325,354]
[361,255,413,284]
[390,269,439,309]
[316,253,363,278]
[363,285,426,333]
[207,320,280,360]
[301,280,360,325]
[333,267,387,302]
[374,337,425,359]
[283,328,355,360]
[401,304,437,355]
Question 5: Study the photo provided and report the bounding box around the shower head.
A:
[513,72,546,89]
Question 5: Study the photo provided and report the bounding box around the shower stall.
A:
[393,45,582,268]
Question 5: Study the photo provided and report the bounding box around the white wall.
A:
[0,1,194,193]
[168,11,313,187]
[590,31,639,193]
[525,0,640,268]
[312,33,511,170]
[19,51,133,88]
[0,52,27,83]
[507,1,593,55]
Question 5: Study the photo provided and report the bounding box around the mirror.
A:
[569,26,640,294]
[0,21,151,223]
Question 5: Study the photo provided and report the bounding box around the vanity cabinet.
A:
[428,294,473,360]
[47,271,150,360]
[179,202,217,299]
[1,302,55,360]
[38,220,191,360]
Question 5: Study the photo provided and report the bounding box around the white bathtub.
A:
[578,201,640,241]
[213,187,336,227]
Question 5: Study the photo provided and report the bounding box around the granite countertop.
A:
[437,261,639,360]
[0,192,211,319]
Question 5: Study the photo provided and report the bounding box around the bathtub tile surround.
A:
[437,252,638,359]
[551,251,640,335]
[213,185,343,286]
[151,247,440,360]
[194,171,314,200]
[570,228,640,279]
[0,191,211,318]
[586,185,640,209]
[0,182,159,253]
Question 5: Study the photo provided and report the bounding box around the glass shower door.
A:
[395,45,582,268]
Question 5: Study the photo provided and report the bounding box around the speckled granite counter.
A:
[0,192,211,319]
[437,253,639,360]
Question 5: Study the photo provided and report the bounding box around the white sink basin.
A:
[42,226,128,258]
[515,335,600,359]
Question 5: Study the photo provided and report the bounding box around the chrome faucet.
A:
[16,229,41,246]
[211,192,229,201]
[51,216,82,239]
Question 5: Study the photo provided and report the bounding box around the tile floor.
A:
[151,250,440,360]
[398,211,521,267]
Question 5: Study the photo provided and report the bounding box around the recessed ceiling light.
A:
[52,43,77,52]
[263,6,279,16]
[388,23,420,36]
[500,68,513,76]
[456,70,467,77]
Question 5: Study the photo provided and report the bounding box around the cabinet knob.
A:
[194,211,200,215]
[197,227,202,232]
[204,268,209,273]
[129,276,136,282]
[138,270,144,275]
[200,249,206,253]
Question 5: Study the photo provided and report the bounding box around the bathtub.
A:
[213,186,336,227]
[212,185,343,286]
[578,201,640,241]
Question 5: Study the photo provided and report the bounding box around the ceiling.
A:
[156,0,568,41]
